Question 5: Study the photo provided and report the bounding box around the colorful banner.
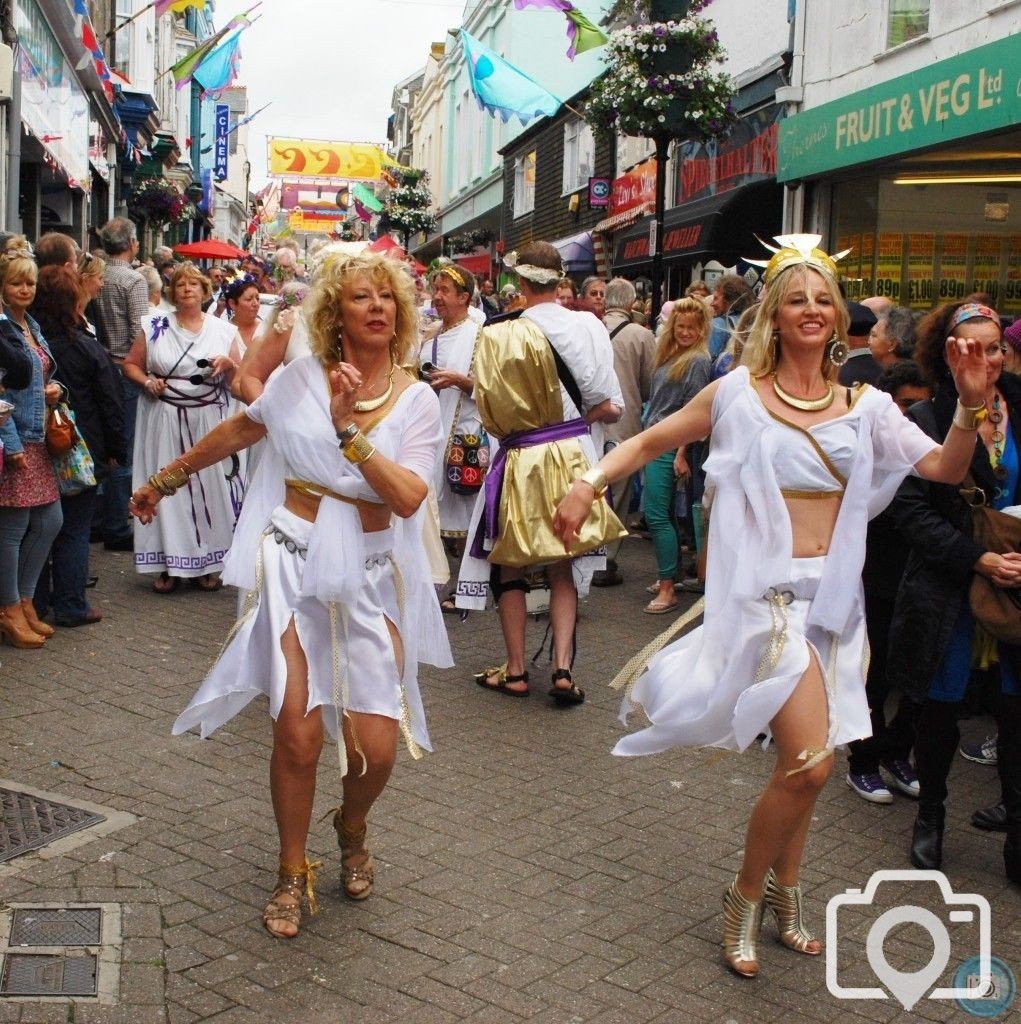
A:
[779,35,1021,181]
[938,233,969,303]
[874,232,903,302]
[610,158,656,216]
[1005,234,1021,315]
[905,233,936,309]
[214,104,230,181]
[288,210,344,232]
[268,139,384,181]
[972,235,1003,303]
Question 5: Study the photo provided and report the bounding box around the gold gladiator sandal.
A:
[763,869,822,955]
[330,808,375,901]
[262,859,321,939]
[722,878,764,978]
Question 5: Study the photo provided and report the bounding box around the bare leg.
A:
[482,567,528,692]
[547,560,577,674]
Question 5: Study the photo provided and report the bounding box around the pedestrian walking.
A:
[555,234,988,978]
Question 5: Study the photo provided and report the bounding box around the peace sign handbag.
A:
[443,327,489,495]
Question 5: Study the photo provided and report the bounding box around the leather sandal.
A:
[549,667,585,706]
[763,869,821,954]
[263,858,322,939]
[330,808,375,900]
[152,572,180,594]
[474,664,530,697]
[723,877,763,978]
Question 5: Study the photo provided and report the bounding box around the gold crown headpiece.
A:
[745,234,851,287]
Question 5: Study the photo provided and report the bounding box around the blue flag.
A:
[460,30,562,126]
[192,31,243,93]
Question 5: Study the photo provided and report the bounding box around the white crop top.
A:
[771,414,858,497]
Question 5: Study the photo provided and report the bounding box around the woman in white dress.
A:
[122,263,240,592]
[129,252,450,939]
[555,235,990,979]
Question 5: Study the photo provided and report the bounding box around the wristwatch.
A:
[336,422,360,445]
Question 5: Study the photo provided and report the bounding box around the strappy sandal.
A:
[723,877,763,978]
[763,869,822,955]
[262,858,322,939]
[151,572,180,594]
[329,808,375,900]
[549,667,585,706]
[473,664,530,697]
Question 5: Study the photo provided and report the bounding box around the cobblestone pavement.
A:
[0,534,1018,1023]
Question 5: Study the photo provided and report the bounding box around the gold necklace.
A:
[772,372,835,412]
[441,313,471,333]
[353,363,395,412]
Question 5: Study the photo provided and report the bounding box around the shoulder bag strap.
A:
[443,323,484,463]
[608,321,629,341]
[548,342,584,416]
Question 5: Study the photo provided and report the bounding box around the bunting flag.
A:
[73,0,115,101]
[155,0,208,15]
[192,31,243,93]
[459,30,562,126]
[513,1,608,59]
[171,12,249,88]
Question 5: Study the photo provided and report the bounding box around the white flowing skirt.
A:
[614,556,870,757]
[173,506,432,751]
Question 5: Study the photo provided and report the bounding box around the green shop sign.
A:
[778,34,1021,182]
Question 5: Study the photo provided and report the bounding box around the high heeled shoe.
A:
[763,869,822,954]
[0,602,45,648]
[722,878,763,978]
[20,599,55,638]
[262,858,322,939]
[330,808,374,900]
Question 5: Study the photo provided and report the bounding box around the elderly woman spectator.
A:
[121,263,240,593]
[868,305,916,371]
[130,252,450,937]
[887,301,1021,883]
[31,265,125,626]
[138,266,165,310]
[0,238,63,647]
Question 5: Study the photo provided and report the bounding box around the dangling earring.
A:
[770,329,780,363]
[827,334,849,366]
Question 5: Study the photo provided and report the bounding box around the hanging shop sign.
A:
[14,0,90,191]
[588,176,611,209]
[609,158,656,217]
[677,104,780,203]
[214,104,230,182]
[268,138,383,181]
[779,35,1021,181]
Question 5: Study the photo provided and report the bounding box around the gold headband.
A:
[745,234,850,287]
[436,265,467,290]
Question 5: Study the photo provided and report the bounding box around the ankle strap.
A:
[278,858,323,915]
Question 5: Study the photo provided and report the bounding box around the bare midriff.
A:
[284,484,392,533]
[786,493,842,557]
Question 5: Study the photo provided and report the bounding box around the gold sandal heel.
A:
[329,808,375,901]
[263,858,321,939]
[763,869,821,955]
[723,878,763,978]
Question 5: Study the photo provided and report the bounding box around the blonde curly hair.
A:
[0,235,37,290]
[304,252,418,366]
[740,264,850,380]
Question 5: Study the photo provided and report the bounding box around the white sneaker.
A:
[846,771,893,804]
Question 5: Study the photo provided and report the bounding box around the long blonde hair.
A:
[654,296,711,381]
[740,264,849,379]
[0,235,37,292]
[304,252,418,366]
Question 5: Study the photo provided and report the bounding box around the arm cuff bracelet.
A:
[579,466,608,498]
[953,400,986,431]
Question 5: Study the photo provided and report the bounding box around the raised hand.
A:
[945,335,987,406]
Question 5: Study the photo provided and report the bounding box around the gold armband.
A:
[578,466,608,498]
[341,430,376,465]
[148,464,191,496]
[953,400,986,431]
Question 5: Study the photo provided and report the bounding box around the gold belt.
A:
[284,478,385,508]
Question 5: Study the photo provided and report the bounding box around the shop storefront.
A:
[779,35,1021,318]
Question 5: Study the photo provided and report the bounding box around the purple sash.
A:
[470,417,589,559]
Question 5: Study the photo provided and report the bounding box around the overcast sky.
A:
[211,0,467,186]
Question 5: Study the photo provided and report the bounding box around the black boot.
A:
[910,804,945,870]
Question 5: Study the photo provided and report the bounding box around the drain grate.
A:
[0,953,98,996]
[0,788,105,863]
[10,908,102,947]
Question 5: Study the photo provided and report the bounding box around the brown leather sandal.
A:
[262,858,321,939]
[330,808,375,900]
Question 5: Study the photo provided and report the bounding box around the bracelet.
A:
[341,430,376,465]
[336,422,360,445]
[578,466,608,498]
[148,464,190,496]
[953,399,986,431]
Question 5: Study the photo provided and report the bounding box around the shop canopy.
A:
[173,239,248,260]
[611,183,782,272]
[552,230,595,273]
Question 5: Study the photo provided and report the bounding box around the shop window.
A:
[514,150,536,217]
[114,0,135,79]
[886,0,930,48]
[562,121,595,196]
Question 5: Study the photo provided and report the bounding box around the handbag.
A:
[49,404,96,496]
[45,401,79,457]
[443,325,489,496]
[962,478,1021,644]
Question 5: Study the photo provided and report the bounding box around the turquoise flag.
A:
[460,30,562,126]
[192,32,243,93]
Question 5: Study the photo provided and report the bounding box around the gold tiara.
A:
[745,234,851,286]
[435,265,467,290]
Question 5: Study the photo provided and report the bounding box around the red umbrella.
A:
[172,239,249,260]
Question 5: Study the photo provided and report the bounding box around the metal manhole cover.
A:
[0,789,105,863]
[0,953,98,996]
[10,908,102,946]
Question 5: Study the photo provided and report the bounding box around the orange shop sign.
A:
[267,138,384,181]
[610,158,657,216]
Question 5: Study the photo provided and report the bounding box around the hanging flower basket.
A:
[128,177,197,229]
[587,2,738,142]
[381,167,437,239]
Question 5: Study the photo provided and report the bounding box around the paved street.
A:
[0,534,1018,1023]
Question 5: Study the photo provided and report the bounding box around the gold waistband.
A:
[780,488,844,500]
[285,478,385,508]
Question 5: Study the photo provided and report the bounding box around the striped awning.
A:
[592,202,654,234]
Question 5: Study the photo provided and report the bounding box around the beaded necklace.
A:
[988,392,1008,498]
